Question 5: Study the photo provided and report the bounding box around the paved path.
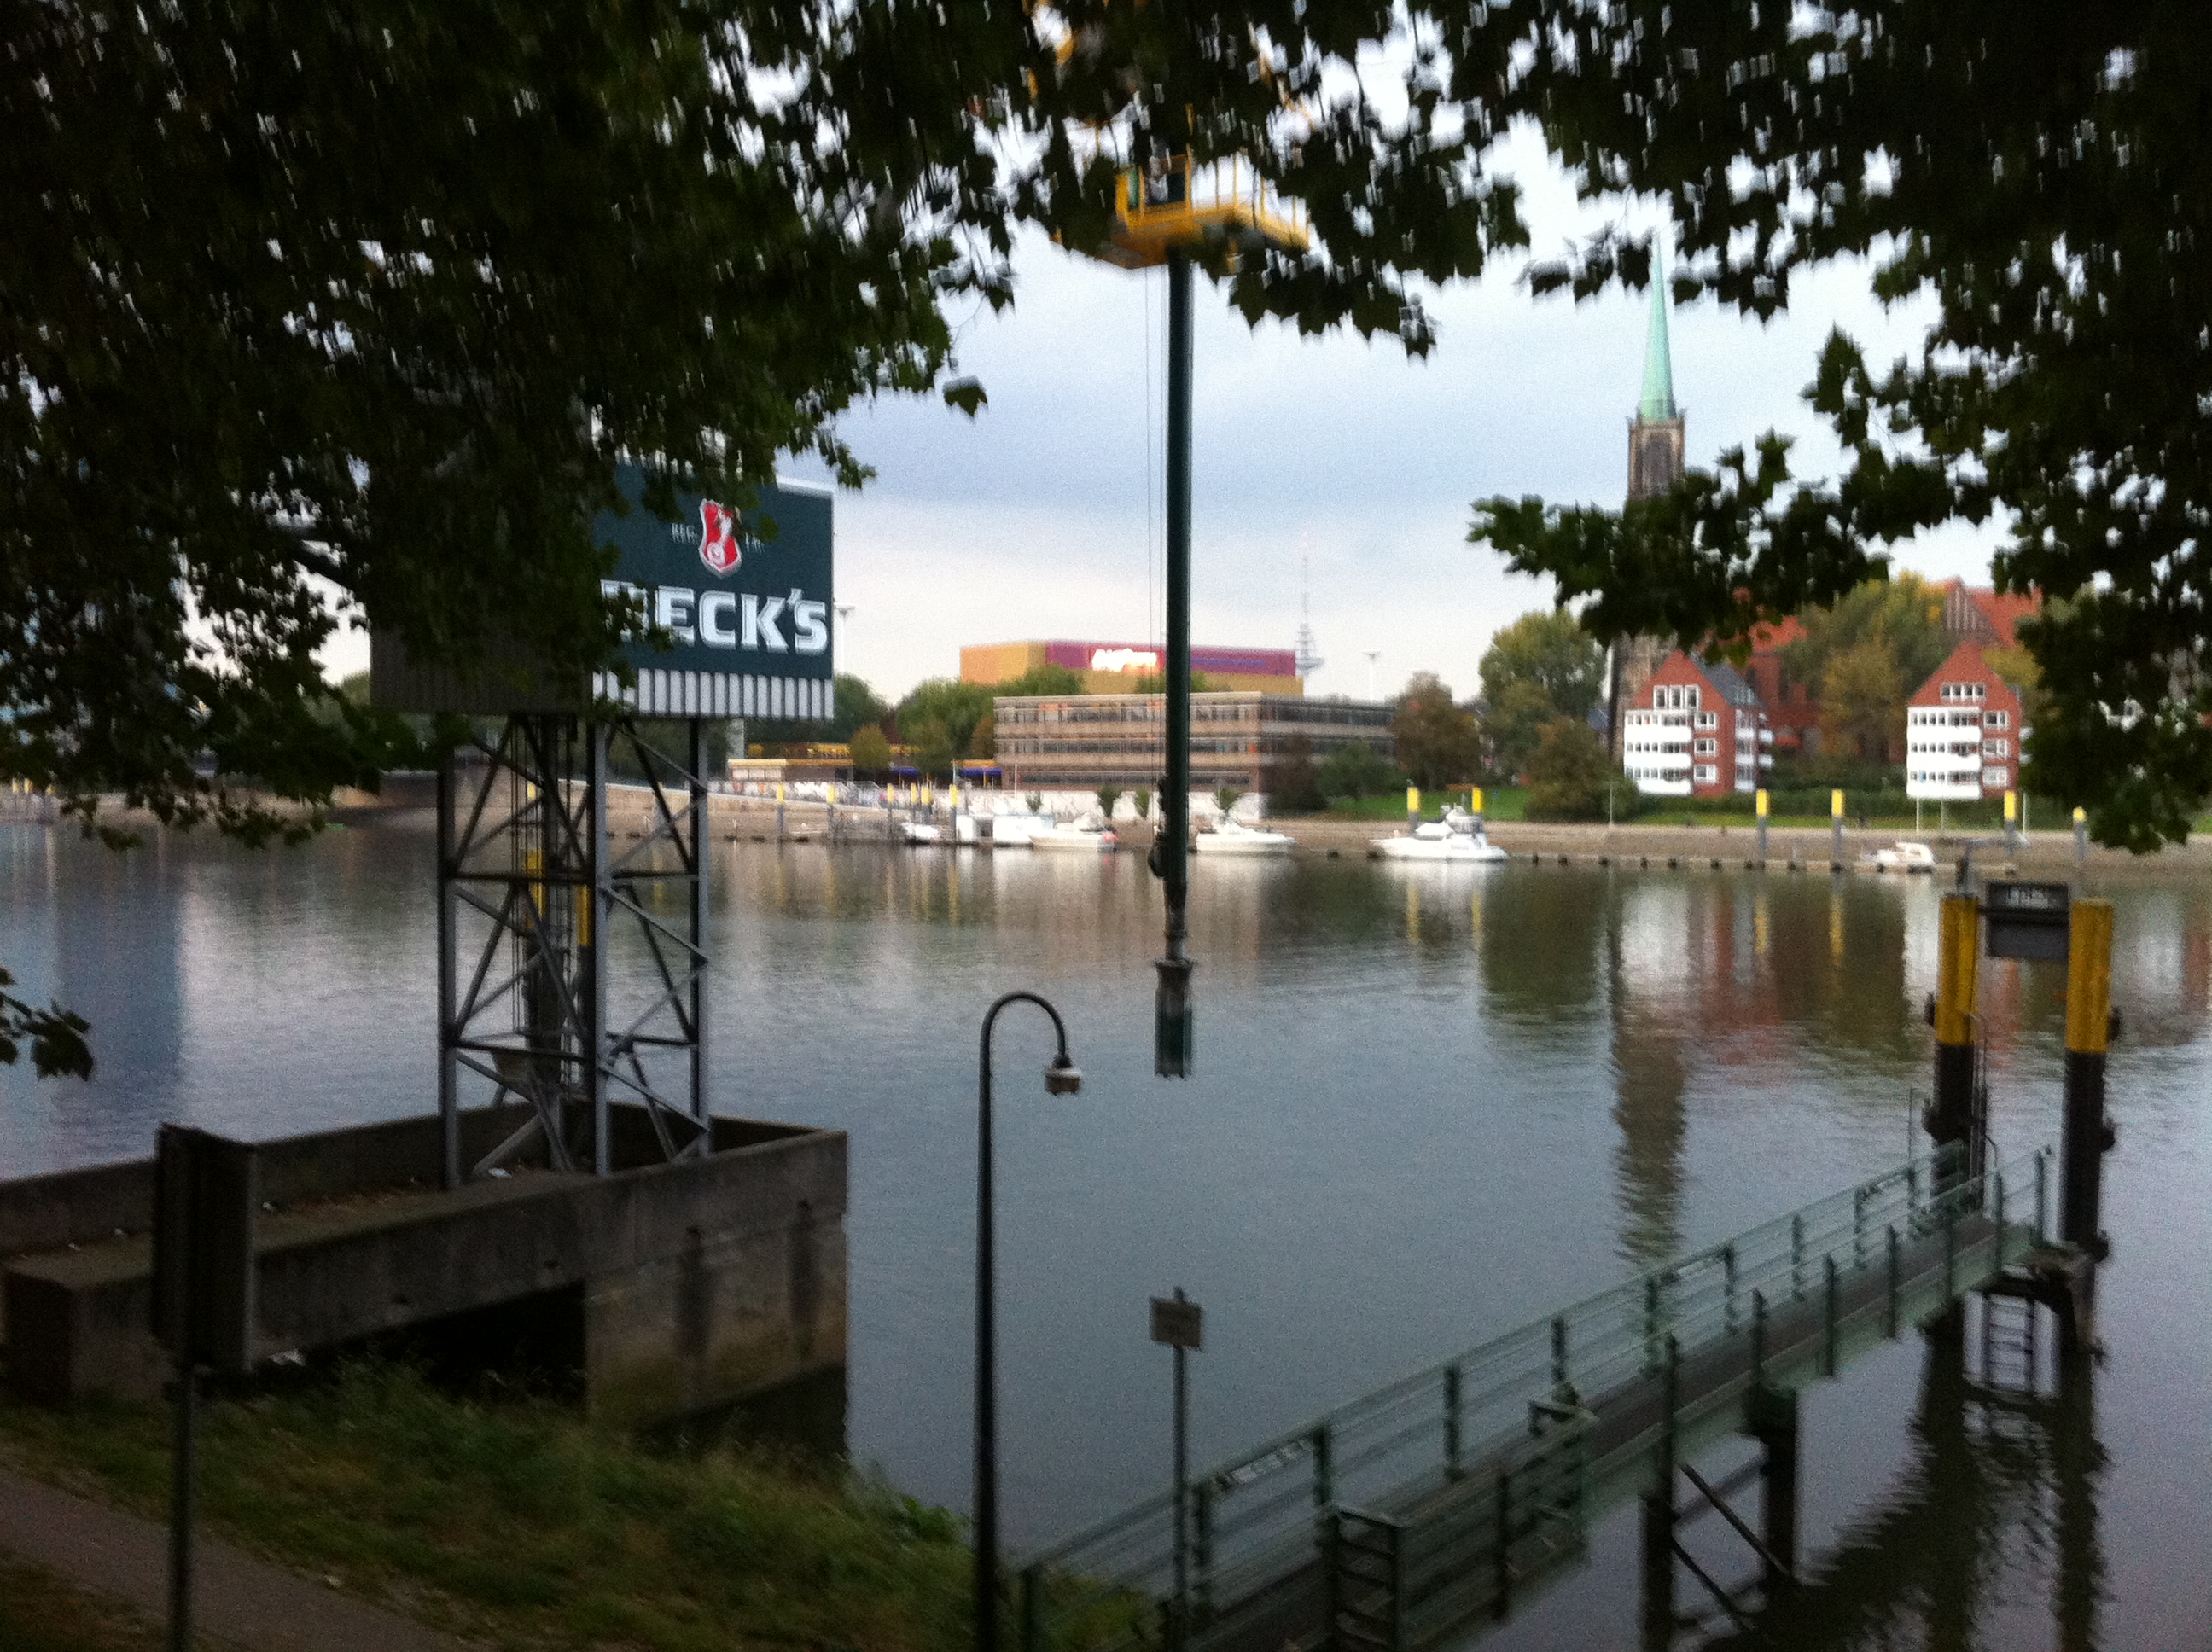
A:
[0,1464,476,1651]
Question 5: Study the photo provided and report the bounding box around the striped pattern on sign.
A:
[591,671,830,720]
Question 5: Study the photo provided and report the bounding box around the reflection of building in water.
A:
[1604,876,1932,1264]
[59,840,183,1101]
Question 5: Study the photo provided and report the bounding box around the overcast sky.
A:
[789,134,1997,704]
[326,131,2000,704]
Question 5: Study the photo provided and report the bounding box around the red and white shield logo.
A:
[699,500,743,576]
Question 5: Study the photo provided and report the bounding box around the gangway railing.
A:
[1013,1140,2051,1652]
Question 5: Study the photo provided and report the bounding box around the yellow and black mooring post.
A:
[1830,788,1845,870]
[1755,788,1769,862]
[2062,899,2116,1256]
[1929,893,1982,1187]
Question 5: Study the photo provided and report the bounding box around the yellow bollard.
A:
[1406,784,1421,826]
[1930,893,1982,1184]
[2061,899,2115,1253]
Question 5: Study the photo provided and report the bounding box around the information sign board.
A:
[1150,1294,1203,1350]
[1985,880,2071,962]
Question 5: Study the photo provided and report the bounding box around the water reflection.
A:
[1,828,2206,1645]
[1710,1327,2105,1652]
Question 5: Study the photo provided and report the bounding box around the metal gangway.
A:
[1013,1142,2060,1652]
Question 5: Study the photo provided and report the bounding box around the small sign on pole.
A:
[151,1126,259,1372]
[1150,1294,1203,1350]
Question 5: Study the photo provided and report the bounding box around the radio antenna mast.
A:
[1293,543,1325,683]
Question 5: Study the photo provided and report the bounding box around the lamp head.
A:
[1044,1052,1083,1096]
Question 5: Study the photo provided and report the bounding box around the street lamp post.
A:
[975,992,1083,1652]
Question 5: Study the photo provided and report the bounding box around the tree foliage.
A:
[894,679,994,771]
[1819,641,1908,767]
[1391,673,1481,790]
[1267,733,1326,815]
[1480,611,1605,724]
[0,969,92,1080]
[1522,718,1614,823]
[1483,678,1562,783]
[1780,578,1949,714]
[997,664,1086,698]
[6,0,1518,837]
[829,676,893,743]
[4,0,1536,1068]
[1460,2,2212,849]
[848,724,893,775]
[1315,740,1398,801]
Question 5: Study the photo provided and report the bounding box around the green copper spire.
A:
[1638,265,1678,422]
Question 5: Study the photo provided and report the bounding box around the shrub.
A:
[1315,740,1400,800]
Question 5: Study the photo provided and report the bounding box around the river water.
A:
[3,818,2207,1649]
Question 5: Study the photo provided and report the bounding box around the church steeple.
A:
[1638,269,1678,422]
[1627,261,1685,503]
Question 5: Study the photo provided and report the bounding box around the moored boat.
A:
[1193,817,1295,857]
[1859,840,1938,874]
[1371,807,1508,864]
[1032,818,1121,853]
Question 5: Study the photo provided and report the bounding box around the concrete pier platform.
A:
[0,1105,845,1426]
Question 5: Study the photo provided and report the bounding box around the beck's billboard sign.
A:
[594,462,835,683]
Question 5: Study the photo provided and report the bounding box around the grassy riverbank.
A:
[0,1364,971,1652]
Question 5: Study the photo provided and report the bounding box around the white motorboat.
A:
[1031,818,1121,853]
[899,819,944,846]
[1371,808,1508,864]
[1860,840,1938,874]
[984,811,1055,847]
[1193,817,1295,857]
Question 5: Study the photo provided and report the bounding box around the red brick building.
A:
[1941,580,2038,650]
[1905,640,2025,801]
[1621,651,1773,798]
[1740,615,1821,759]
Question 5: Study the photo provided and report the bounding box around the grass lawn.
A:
[1317,788,1527,822]
[0,1364,972,1652]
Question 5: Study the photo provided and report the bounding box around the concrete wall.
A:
[1,1107,847,1426]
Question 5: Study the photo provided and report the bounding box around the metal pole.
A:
[437,747,460,1190]
[975,992,1076,1652]
[689,717,710,1131]
[586,722,611,1176]
[1155,247,1196,1077]
[975,1013,998,1652]
[166,1362,196,1652]
[1173,1288,1190,1643]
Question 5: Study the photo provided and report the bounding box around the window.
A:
[1694,737,1718,756]
[1940,682,1988,702]
[1985,710,2010,729]
[1982,766,2010,788]
[1983,739,2010,758]
[1695,711,1718,730]
[1694,764,1718,782]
